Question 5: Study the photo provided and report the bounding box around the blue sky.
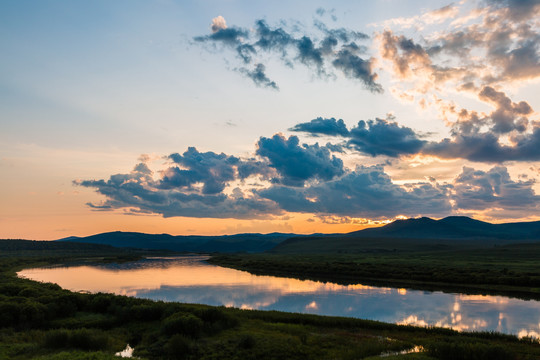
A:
[2,0,540,239]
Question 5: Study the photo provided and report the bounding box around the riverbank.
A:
[1,240,540,359]
[209,242,540,300]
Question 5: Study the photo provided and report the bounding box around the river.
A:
[18,256,540,338]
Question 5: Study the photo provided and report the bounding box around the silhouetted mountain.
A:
[58,231,307,253]
[271,216,540,254]
[59,216,540,254]
[346,216,540,240]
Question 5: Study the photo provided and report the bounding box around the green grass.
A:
[1,240,540,359]
[209,242,540,299]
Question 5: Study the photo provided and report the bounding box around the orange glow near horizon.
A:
[18,257,388,296]
[0,205,388,240]
[3,204,540,240]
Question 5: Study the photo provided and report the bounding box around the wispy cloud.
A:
[193,15,381,92]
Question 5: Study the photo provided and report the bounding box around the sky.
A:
[2,0,540,240]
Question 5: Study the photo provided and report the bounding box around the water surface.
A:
[18,256,540,338]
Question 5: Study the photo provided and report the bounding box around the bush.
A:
[161,313,203,338]
[44,329,70,349]
[238,334,256,349]
[165,334,193,360]
[0,301,18,327]
[195,307,238,333]
[426,340,514,360]
[43,328,109,351]
[129,304,163,322]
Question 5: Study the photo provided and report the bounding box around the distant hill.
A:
[345,216,540,240]
[59,232,307,253]
[58,216,540,254]
[270,216,540,254]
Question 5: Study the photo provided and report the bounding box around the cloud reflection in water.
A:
[18,256,540,338]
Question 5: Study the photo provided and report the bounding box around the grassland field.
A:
[1,240,540,359]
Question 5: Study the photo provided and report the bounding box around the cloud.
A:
[379,30,431,79]
[162,147,240,194]
[256,134,344,186]
[332,49,382,92]
[291,117,425,158]
[253,19,294,53]
[488,0,540,21]
[76,3,540,222]
[77,156,281,219]
[375,0,540,155]
[193,16,381,92]
[347,118,426,157]
[314,20,369,43]
[194,15,247,46]
[76,144,539,221]
[296,36,324,69]
[258,165,451,218]
[290,110,540,162]
[478,86,532,134]
[289,117,349,137]
[423,126,540,162]
[451,166,540,216]
[238,63,278,89]
[211,15,227,33]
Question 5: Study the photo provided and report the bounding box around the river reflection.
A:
[18,256,540,338]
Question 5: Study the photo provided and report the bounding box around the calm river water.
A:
[18,256,540,338]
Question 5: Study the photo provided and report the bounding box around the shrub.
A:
[426,340,514,360]
[68,328,109,351]
[44,328,109,351]
[161,313,203,338]
[44,329,70,349]
[165,334,193,360]
[238,334,256,349]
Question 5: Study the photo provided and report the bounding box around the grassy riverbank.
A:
[209,241,540,300]
[1,240,540,359]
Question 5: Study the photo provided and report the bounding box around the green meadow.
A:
[210,239,540,300]
[1,240,540,359]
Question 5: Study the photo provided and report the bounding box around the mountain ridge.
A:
[59,216,540,253]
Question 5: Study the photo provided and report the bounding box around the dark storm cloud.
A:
[258,165,451,218]
[289,117,349,137]
[194,16,382,92]
[256,134,344,186]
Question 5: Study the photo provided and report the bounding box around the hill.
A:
[271,216,540,254]
[59,231,305,253]
[58,216,540,254]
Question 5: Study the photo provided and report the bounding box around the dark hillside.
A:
[272,216,540,254]
[60,231,302,253]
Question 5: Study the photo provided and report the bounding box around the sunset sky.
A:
[2,0,540,240]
